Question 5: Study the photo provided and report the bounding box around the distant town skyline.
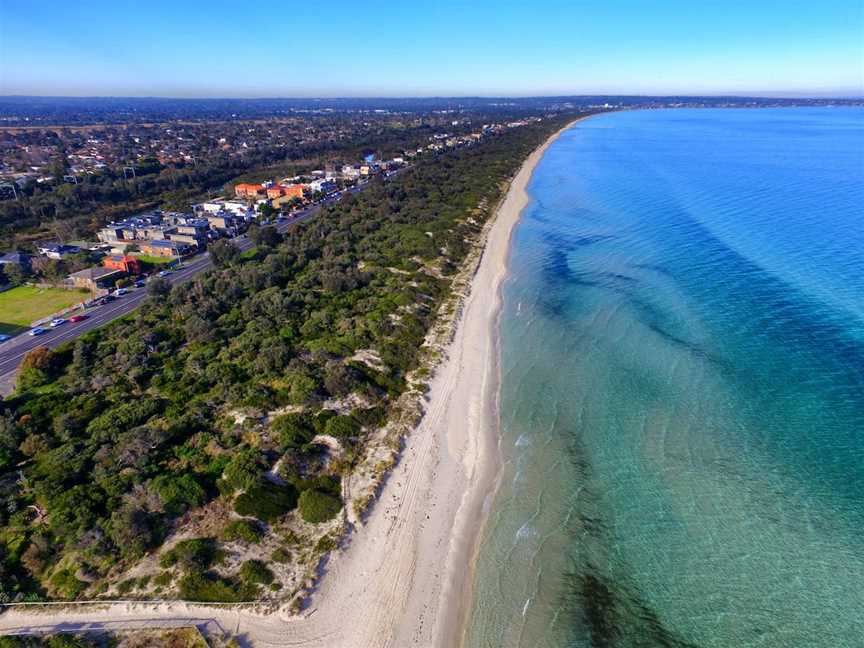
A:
[1,0,862,98]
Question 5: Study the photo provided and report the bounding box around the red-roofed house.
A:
[103,255,142,275]
[234,183,265,198]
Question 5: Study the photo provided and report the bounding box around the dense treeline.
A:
[0,116,573,601]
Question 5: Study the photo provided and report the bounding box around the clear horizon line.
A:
[1,92,862,101]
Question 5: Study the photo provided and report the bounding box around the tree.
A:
[257,203,276,219]
[248,224,282,248]
[17,347,60,390]
[209,240,240,268]
[147,276,172,298]
[3,263,27,286]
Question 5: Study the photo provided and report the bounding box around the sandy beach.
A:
[0,119,580,648]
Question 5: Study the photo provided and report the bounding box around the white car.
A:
[113,288,128,296]
[49,318,66,327]
[29,327,45,336]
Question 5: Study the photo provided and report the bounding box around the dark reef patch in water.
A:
[566,568,700,648]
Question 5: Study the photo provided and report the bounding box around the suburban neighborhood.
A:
[0,118,539,343]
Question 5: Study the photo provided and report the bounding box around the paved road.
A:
[0,171,401,394]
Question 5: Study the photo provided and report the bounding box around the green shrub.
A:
[298,489,342,524]
[234,482,298,523]
[177,570,255,602]
[315,534,338,553]
[324,415,361,439]
[221,447,263,493]
[291,473,341,496]
[151,473,206,516]
[270,547,291,563]
[154,571,173,587]
[351,406,387,428]
[239,559,274,585]
[116,579,135,595]
[222,519,263,543]
[49,567,88,599]
[271,413,315,451]
[160,538,219,570]
[45,636,99,648]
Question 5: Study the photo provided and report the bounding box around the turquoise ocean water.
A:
[465,108,864,647]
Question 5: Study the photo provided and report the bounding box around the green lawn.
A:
[0,286,90,334]
[134,254,178,265]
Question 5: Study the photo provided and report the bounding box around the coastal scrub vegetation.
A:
[0,115,575,602]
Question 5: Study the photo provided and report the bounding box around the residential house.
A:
[193,199,251,217]
[103,255,142,275]
[139,240,194,258]
[307,178,336,194]
[68,267,124,291]
[341,165,360,179]
[266,186,285,200]
[234,183,265,198]
[37,242,81,259]
[204,213,244,235]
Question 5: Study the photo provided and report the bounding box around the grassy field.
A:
[0,285,90,334]
[134,254,178,265]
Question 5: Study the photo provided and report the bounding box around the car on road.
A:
[113,288,128,296]
[158,270,173,277]
[0,334,10,343]
[29,327,45,336]
[49,318,66,327]
[69,314,88,323]
[134,280,146,287]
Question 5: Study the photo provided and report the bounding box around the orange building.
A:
[103,255,142,275]
[234,183,265,198]
[266,186,285,199]
[267,184,306,203]
[281,184,306,200]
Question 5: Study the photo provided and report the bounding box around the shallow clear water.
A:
[465,108,864,648]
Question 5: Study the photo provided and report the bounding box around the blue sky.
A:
[1,0,862,97]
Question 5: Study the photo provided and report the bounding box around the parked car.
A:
[29,327,45,336]
[69,314,88,323]
[0,334,10,343]
[49,318,66,327]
